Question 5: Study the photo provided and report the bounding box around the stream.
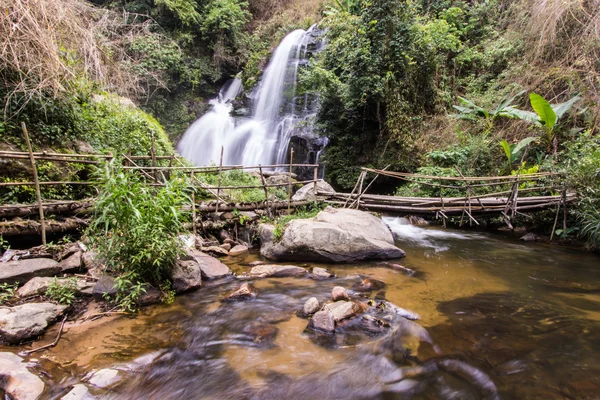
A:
[8,218,600,399]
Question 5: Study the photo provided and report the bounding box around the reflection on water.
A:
[12,220,600,399]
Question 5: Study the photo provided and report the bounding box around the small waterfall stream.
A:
[177,27,324,169]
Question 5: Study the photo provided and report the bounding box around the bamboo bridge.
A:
[0,130,574,243]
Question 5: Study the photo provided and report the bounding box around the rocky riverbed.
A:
[0,215,599,399]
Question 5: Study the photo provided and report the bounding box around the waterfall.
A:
[177,27,323,168]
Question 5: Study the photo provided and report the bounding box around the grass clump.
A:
[198,169,288,203]
[0,283,18,305]
[272,202,327,241]
[46,278,78,306]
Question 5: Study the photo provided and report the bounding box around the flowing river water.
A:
[7,218,600,399]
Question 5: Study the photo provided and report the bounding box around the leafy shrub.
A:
[88,163,189,286]
[0,283,18,305]
[46,278,78,305]
[198,169,287,203]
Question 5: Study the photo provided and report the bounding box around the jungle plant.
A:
[505,93,581,155]
[499,136,537,172]
[88,162,189,287]
[46,278,78,305]
[450,90,526,133]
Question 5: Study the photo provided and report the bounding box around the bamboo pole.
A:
[191,171,197,236]
[215,147,224,215]
[352,171,366,209]
[151,134,158,182]
[0,154,100,164]
[313,164,318,199]
[259,165,272,218]
[21,122,46,245]
[122,154,159,183]
[344,171,364,208]
[0,150,112,159]
[288,148,294,212]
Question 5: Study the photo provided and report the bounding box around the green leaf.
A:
[503,106,541,125]
[512,137,538,156]
[530,93,557,129]
[493,90,526,116]
[499,140,514,162]
[552,95,581,120]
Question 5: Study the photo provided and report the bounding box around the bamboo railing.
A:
[325,166,572,230]
[0,125,321,242]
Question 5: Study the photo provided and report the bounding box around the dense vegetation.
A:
[301,0,599,248]
[1,0,599,251]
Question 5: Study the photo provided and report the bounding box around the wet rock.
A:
[242,322,278,344]
[353,278,386,292]
[0,303,67,343]
[249,265,307,278]
[87,368,121,388]
[61,384,92,400]
[381,262,416,276]
[220,243,232,251]
[260,207,405,263]
[292,180,335,201]
[520,232,540,242]
[302,297,320,316]
[259,307,292,323]
[247,260,265,267]
[171,259,202,293]
[0,258,61,285]
[58,251,83,273]
[0,352,45,400]
[229,245,249,257]
[82,251,102,271]
[178,234,197,250]
[309,267,335,280]
[378,300,420,320]
[266,174,294,186]
[325,301,362,322]
[203,246,229,258]
[136,286,162,306]
[332,286,349,301]
[360,314,392,334]
[224,283,257,301]
[193,251,231,279]
[17,277,94,298]
[223,238,237,246]
[93,275,118,301]
[308,310,335,333]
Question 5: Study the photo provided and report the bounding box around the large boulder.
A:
[260,207,405,262]
[0,258,61,285]
[292,180,335,201]
[170,260,202,293]
[0,303,67,344]
[0,352,45,400]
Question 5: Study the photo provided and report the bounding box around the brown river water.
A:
[6,217,600,399]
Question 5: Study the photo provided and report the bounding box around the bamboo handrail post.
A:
[351,170,366,209]
[151,134,158,182]
[259,165,272,218]
[21,122,46,245]
[215,147,224,215]
[313,164,318,200]
[288,148,294,212]
[344,170,363,208]
[191,171,197,236]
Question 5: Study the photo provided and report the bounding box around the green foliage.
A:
[155,0,202,27]
[0,236,9,253]
[499,136,537,172]
[198,170,287,202]
[46,278,78,306]
[88,163,189,286]
[78,96,174,157]
[107,273,148,313]
[561,130,600,250]
[0,283,18,305]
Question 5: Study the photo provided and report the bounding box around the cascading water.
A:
[177,26,325,169]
